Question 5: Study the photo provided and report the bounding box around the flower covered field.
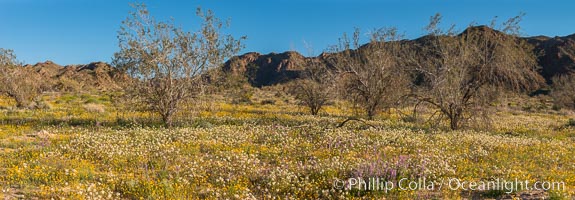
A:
[0,91,574,199]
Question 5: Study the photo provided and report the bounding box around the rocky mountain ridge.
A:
[224,27,575,87]
[22,61,124,92]
[18,26,575,90]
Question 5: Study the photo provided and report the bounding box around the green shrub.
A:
[567,118,575,127]
[260,99,275,105]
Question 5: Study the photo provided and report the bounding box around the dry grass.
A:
[82,103,105,113]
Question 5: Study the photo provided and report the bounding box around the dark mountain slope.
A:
[224,26,575,87]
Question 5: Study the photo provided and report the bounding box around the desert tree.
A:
[328,28,411,119]
[113,4,244,127]
[406,14,544,130]
[551,74,575,110]
[288,56,334,115]
[0,48,43,108]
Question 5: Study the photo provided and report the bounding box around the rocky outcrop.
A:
[223,51,308,87]
[526,34,575,82]
[15,27,575,90]
[23,61,123,92]
[224,26,575,87]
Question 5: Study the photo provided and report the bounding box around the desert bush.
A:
[288,58,334,115]
[218,73,254,105]
[83,103,105,113]
[231,86,254,104]
[56,77,84,92]
[551,74,575,110]
[113,4,245,127]
[567,118,575,127]
[405,14,544,130]
[260,99,275,105]
[0,48,44,109]
[329,28,410,119]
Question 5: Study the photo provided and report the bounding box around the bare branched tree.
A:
[329,28,410,119]
[0,48,18,66]
[0,48,43,108]
[288,58,334,115]
[113,4,244,127]
[551,74,575,110]
[406,14,544,130]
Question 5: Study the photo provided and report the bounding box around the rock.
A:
[224,26,575,87]
[223,51,308,87]
[13,26,575,89]
[527,34,575,82]
[23,61,124,92]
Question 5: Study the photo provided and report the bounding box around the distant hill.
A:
[526,33,575,82]
[224,26,575,87]
[23,61,125,92]
[14,26,575,91]
[222,51,309,87]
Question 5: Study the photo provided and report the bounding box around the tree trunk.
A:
[367,109,375,120]
[450,117,459,130]
[10,93,30,109]
[449,111,462,130]
[162,113,174,128]
[311,106,320,115]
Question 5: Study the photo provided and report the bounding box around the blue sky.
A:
[1,0,574,65]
